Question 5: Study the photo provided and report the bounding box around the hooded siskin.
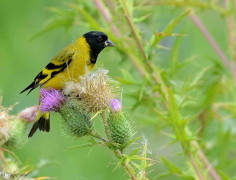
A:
[20,31,115,137]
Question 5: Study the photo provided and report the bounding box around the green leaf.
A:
[65,143,97,150]
[217,170,232,180]
[30,8,75,40]
[169,31,184,76]
[164,10,190,35]
[160,156,182,174]
[167,87,181,123]
[126,0,134,16]
[129,147,142,157]
[187,66,211,91]
[133,13,152,23]
[69,4,100,30]
[118,69,138,85]
[152,10,190,46]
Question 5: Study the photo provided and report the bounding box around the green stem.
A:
[101,111,113,142]
[119,0,163,86]
[188,12,232,71]
[120,0,147,61]
[114,150,140,180]
[94,0,149,78]
[90,131,108,143]
[101,112,143,180]
[192,141,222,180]
[188,152,205,180]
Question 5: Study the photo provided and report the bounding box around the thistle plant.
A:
[3,0,235,179]
[0,102,13,147]
[59,102,93,137]
[0,99,27,149]
[36,69,151,179]
[0,99,52,179]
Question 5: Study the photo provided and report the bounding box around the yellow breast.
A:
[43,37,94,89]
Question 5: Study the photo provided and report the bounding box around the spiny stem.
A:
[93,0,121,37]
[95,0,152,80]
[90,131,108,143]
[188,12,232,71]
[224,0,236,84]
[120,0,147,61]
[0,148,7,169]
[114,150,139,180]
[188,152,205,180]
[101,112,142,180]
[192,142,222,180]
[119,0,161,85]
[101,111,112,142]
[226,12,236,61]
[118,4,209,179]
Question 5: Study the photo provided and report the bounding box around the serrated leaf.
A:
[154,172,172,178]
[125,136,142,147]
[133,13,152,23]
[164,11,190,34]
[217,170,231,180]
[129,147,142,156]
[160,156,182,174]
[138,83,145,101]
[69,4,100,29]
[65,142,98,150]
[169,31,184,76]
[152,10,190,46]
[167,87,181,123]
[187,66,211,91]
[160,131,176,140]
[118,69,138,85]
[30,9,75,40]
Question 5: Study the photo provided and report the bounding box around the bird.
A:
[20,31,115,138]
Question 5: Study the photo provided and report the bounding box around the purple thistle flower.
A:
[110,99,122,112]
[39,88,65,112]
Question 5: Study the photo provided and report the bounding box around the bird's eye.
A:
[97,36,103,42]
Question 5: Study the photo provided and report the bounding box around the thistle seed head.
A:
[63,69,119,113]
[0,99,27,148]
[0,100,14,146]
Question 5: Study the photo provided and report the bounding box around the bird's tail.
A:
[28,111,50,138]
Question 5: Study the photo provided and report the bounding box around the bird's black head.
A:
[83,31,115,63]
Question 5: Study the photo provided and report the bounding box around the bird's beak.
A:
[105,39,115,47]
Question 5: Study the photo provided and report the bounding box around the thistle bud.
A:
[107,111,133,146]
[110,99,122,112]
[59,101,93,138]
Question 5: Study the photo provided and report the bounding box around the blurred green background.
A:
[1,0,235,179]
